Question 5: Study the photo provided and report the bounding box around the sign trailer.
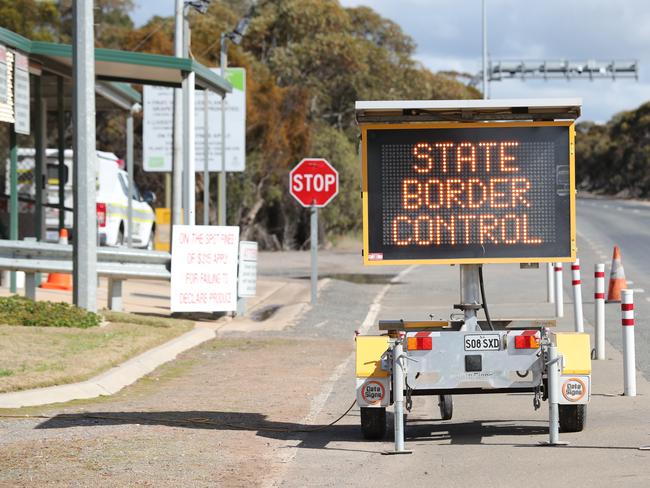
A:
[354,99,591,452]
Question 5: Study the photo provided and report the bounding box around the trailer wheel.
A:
[439,395,453,420]
[559,404,587,432]
[360,407,386,440]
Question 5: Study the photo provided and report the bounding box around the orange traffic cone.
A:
[606,245,627,303]
[40,229,72,291]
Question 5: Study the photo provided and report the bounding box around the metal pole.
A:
[595,263,606,360]
[219,35,228,226]
[392,338,407,452]
[460,264,481,331]
[72,0,97,311]
[547,262,555,303]
[182,71,196,226]
[34,76,44,242]
[171,0,184,232]
[182,11,195,226]
[571,259,584,332]
[203,89,210,225]
[57,76,65,232]
[310,204,318,305]
[482,0,488,99]
[126,108,134,247]
[9,126,17,293]
[554,263,564,318]
[621,289,636,396]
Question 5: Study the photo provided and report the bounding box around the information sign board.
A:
[13,52,29,135]
[143,67,246,172]
[170,225,240,312]
[238,240,258,298]
[361,121,575,265]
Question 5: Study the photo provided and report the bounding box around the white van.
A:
[95,154,156,248]
[7,149,156,248]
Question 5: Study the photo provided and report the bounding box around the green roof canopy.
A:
[0,27,231,110]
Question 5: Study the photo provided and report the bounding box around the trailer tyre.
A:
[360,407,386,440]
[559,404,586,432]
[439,395,453,420]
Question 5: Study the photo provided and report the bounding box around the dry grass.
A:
[0,312,194,393]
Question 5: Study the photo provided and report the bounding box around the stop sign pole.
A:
[290,158,339,305]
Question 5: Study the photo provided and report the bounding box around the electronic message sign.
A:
[361,122,575,265]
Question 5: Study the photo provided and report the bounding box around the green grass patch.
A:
[0,296,101,328]
[0,311,195,393]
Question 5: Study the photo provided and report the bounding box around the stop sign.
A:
[290,158,339,207]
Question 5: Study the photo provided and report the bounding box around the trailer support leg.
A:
[383,339,411,455]
[541,345,568,446]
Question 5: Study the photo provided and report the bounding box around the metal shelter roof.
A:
[0,27,232,111]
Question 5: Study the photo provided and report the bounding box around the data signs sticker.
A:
[560,376,588,404]
[360,122,575,265]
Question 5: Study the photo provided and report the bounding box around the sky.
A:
[131,0,649,122]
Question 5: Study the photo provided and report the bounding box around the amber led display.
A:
[362,123,574,264]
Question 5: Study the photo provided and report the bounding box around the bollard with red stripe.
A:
[594,263,606,360]
[621,289,636,396]
[571,259,584,332]
[554,263,564,318]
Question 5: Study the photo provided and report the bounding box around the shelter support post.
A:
[9,126,18,293]
[72,0,98,311]
[57,76,65,232]
[34,75,46,243]
[126,108,134,247]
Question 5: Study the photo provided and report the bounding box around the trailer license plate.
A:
[464,334,500,351]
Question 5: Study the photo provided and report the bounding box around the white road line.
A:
[627,281,634,285]
[313,320,328,329]
[617,206,624,211]
[633,209,641,214]
[264,265,417,486]
[603,204,610,208]
[645,297,650,303]
[631,288,645,293]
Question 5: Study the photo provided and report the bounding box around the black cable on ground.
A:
[478,265,494,330]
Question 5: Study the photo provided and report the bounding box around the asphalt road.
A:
[576,196,650,378]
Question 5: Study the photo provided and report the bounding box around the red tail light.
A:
[514,331,541,349]
[96,202,107,227]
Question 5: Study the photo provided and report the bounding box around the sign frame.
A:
[360,120,576,266]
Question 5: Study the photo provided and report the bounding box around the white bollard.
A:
[554,263,564,318]
[622,289,636,396]
[571,259,584,332]
[547,262,555,303]
[594,264,606,360]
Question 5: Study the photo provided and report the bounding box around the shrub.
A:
[0,296,101,328]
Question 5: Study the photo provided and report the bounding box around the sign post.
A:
[289,158,339,305]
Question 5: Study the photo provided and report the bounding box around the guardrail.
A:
[0,239,171,311]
